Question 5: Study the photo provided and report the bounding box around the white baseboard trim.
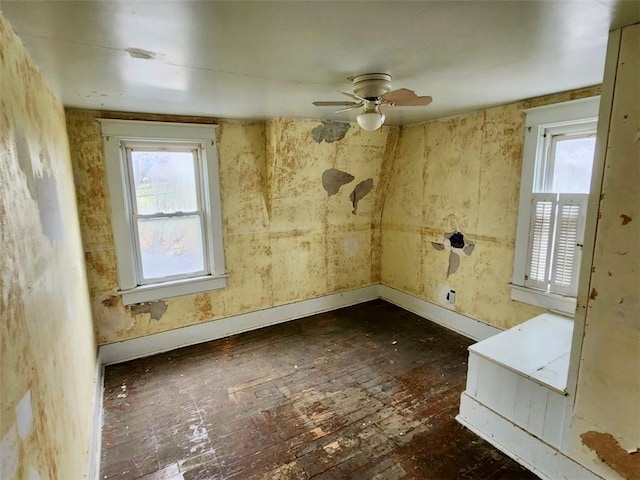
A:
[85,354,104,480]
[99,285,379,365]
[378,285,501,341]
[456,393,601,480]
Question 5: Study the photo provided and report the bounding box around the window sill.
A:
[510,284,576,317]
[119,274,228,305]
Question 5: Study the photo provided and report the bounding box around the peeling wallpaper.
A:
[67,84,601,343]
[380,86,601,329]
[66,111,398,344]
[0,14,96,480]
[570,24,639,480]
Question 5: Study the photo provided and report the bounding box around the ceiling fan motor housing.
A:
[352,73,392,99]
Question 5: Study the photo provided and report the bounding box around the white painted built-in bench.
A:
[456,313,600,479]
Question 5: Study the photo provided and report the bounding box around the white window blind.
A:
[526,194,557,290]
[525,193,587,296]
[550,194,588,296]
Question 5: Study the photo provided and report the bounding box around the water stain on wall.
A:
[93,295,135,341]
[194,293,213,320]
[350,178,374,214]
[322,168,354,196]
[311,121,350,144]
[620,214,632,225]
[581,431,640,479]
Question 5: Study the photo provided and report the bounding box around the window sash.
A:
[125,145,204,214]
[535,126,597,193]
[123,144,211,286]
[131,211,209,284]
[540,132,596,193]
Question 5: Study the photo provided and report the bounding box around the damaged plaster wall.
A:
[568,24,639,480]
[66,111,398,344]
[0,13,96,480]
[380,85,601,329]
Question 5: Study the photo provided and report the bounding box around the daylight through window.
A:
[511,97,599,315]
[99,120,226,305]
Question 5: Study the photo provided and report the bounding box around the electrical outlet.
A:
[446,289,456,304]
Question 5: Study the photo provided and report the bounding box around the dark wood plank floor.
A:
[100,300,537,480]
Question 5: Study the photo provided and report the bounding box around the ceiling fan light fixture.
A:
[357,110,385,131]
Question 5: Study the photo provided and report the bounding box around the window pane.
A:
[130,150,199,214]
[137,216,205,280]
[550,136,596,194]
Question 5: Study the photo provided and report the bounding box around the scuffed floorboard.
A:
[100,300,536,479]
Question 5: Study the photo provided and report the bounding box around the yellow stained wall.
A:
[0,13,96,480]
[381,86,600,329]
[569,24,639,480]
[66,111,398,344]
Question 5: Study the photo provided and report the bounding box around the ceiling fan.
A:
[313,73,432,131]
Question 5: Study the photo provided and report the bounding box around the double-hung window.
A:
[511,97,599,315]
[99,120,226,305]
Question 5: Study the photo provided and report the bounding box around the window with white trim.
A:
[512,97,599,316]
[99,120,226,305]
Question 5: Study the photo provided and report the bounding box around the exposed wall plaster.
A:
[581,432,640,479]
[15,390,33,440]
[350,178,374,214]
[35,171,63,243]
[130,301,169,322]
[447,251,461,277]
[311,121,350,144]
[322,168,354,196]
[431,231,475,278]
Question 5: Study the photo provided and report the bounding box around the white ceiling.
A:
[2,1,639,126]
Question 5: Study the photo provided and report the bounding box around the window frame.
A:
[99,120,227,305]
[511,97,599,316]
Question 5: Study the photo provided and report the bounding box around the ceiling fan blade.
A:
[382,88,433,106]
[335,103,364,113]
[313,101,361,107]
[341,91,365,102]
